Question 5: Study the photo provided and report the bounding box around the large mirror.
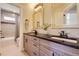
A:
[50,3,78,28]
[32,3,79,30]
[64,4,78,28]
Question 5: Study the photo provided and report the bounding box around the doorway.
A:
[1,9,19,41]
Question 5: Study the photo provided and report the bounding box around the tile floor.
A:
[0,37,28,56]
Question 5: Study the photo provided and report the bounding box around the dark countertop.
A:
[23,32,79,49]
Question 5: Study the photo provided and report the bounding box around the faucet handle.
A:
[58,32,62,37]
[64,33,69,38]
[58,32,61,34]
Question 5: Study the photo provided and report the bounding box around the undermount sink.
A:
[51,37,77,44]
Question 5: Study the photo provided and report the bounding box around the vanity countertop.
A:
[24,32,79,49]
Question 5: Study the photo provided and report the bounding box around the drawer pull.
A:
[34,39,37,41]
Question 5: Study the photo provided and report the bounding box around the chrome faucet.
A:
[32,30,38,35]
[59,31,68,38]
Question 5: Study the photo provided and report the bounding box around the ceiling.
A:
[52,3,71,9]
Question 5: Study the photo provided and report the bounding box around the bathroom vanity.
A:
[22,3,79,56]
[23,33,79,56]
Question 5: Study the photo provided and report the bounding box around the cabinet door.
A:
[32,37,40,44]
[24,37,39,56]
[24,35,33,55]
[27,36,34,55]
[23,35,28,52]
[40,39,54,56]
[31,37,40,56]
[53,49,63,56]
[31,45,39,56]
[40,50,49,56]
[53,48,71,56]
[40,45,54,56]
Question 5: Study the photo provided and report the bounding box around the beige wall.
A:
[18,4,38,50]
[19,4,37,33]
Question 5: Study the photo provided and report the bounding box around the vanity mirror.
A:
[50,3,79,28]
[32,3,44,30]
[32,3,79,30]
[64,4,79,28]
[32,3,52,30]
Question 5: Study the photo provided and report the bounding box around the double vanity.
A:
[23,3,79,56]
[23,32,79,56]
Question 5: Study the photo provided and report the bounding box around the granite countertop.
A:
[24,32,79,49]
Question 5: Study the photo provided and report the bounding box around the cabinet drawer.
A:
[32,37,39,43]
[53,49,71,56]
[40,45,54,56]
[32,42,39,48]
[40,39,54,48]
[31,46,39,56]
[53,46,73,56]
[53,48,64,56]
[63,53,72,56]
[40,50,48,56]
[24,43,28,51]
[32,51,39,56]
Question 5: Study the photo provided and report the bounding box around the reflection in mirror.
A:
[64,4,78,28]
[33,3,43,30]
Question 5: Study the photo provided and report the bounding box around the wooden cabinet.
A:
[24,35,40,56]
[23,34,79,56]
[23,35,28,52]
[23,35,71,56]
[31,37,40,56]
[53,49,65,56]
[31,45,39,56]
[53,48,72,56]
[40,39,54,56]
[23,35,32,55]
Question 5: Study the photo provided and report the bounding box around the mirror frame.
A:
[32,3,44,30]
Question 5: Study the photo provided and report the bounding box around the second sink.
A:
[51,37,77,44]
